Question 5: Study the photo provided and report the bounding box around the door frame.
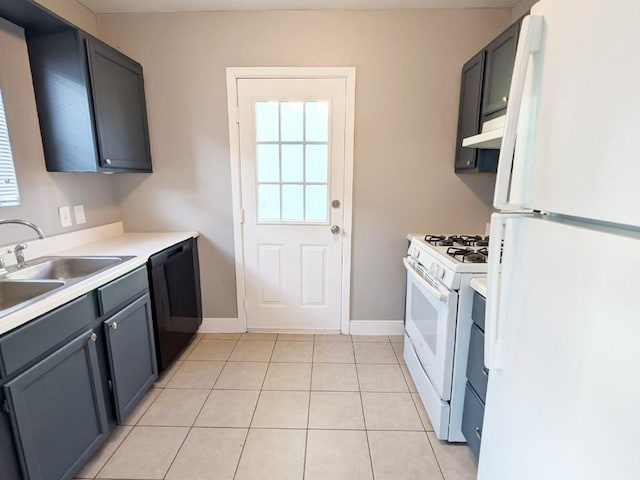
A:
[226,67,356,334]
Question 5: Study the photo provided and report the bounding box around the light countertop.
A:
[0,232,197,336]
[470,277,487,297]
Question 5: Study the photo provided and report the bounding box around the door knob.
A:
[331,225,340,234]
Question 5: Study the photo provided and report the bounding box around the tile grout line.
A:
[89,425,135,479]
[354,350,376,480]
[161,336,240,479]
[425,432,447,480]
[93,334,205,480]
[302,334,315,479]
[231,336,274,480]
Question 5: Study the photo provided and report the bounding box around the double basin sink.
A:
[0,256,135,318]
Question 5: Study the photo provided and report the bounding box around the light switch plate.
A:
[58,206,72,227]
[74,205,86,225]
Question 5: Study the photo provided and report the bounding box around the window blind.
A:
[0,85,19,206]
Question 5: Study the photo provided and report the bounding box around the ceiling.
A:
[77,0,518,14]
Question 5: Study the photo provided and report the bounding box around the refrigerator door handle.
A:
[494,15,544,211]
[485,213,526,371]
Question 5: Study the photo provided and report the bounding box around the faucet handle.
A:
[14,243,27,268]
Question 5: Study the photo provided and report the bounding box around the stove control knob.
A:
[429,263,436,274]
[437,267,446,279]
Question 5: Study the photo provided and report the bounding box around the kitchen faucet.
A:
[0,219,46,269]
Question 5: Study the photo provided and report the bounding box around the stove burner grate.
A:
[446,247,488,264]
[424,234,490,249]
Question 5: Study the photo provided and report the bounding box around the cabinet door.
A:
[455,51,485,171]
[482,22,520,118]
[3,331,108,480]
[86,38,152,172]
[103,294,157,424]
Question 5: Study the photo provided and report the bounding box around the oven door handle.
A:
[403,257,449,303]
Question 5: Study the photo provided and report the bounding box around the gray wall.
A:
[0,17,120,246]
[97,8,511,321]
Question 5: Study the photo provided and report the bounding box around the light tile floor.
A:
[76,333,478,480]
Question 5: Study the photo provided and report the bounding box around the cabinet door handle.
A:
[482,367,489,376]
[167,246,185,260]
[90,333,97,342]
[475,427,482,440]
[111,322,118,330]
[105,158,112,165]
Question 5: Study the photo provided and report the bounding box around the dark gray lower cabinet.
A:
[462,291,488,463]
[462,382,485,461]
[0,265,159,479]
[3,330,108,480]
[103,294,157,423]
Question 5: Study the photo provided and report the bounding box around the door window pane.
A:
[281,102,303,141]
[282,185,304,221]
[254,99,330,224]
[281,144,303,182]
[305,185,328,222]
[305,145,328,183]
[258,184,280,221]
[257,144,280,182]
[305,102,329,142]
[256,102,279,142]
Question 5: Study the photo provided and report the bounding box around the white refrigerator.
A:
[479,1,640,479]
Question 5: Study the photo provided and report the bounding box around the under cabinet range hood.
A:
[462,115,505,149]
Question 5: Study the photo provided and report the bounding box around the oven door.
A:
[403,257,458,401]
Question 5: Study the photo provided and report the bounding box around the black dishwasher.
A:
[148,237,202,372]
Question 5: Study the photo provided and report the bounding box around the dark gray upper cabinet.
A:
[86,38,152,172]
[481,21,521,119]
[454,19,521,173]
[3,330,109,480]
[455,51,485,172]
[103,294,157,423]
[26,29,152,173]
[454,52,499,173]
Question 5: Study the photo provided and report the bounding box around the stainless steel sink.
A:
[0,280,65,311]
[4,256,131,281]
[0,255,136,319]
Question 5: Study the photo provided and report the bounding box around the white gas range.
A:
[403,234,488,442]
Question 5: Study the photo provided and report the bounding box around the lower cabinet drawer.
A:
[472,291,486,331]
[466,323,488,403]
[0,295,94,380]
[462,382,485,462]
[97,266,148,316]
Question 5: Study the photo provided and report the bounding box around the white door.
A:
[237,78,347,331]
[480,215,640,479]
[497,0,640,228]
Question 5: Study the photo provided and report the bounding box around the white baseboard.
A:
[349,320,405,336]
[199,318,242,333]
[198,318,404,336]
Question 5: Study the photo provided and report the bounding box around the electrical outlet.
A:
[58,206,73,227]
[74,205,86,224]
